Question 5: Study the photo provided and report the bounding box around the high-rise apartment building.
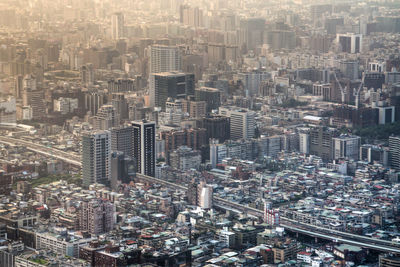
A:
[258,135,282,158]
[239,18,265,52]
[81,131,111,187]
[359,144,388,166]
[169,146,201,171]
[0,96,16,124]
[81,63,94,87]
[264,202,280,226]
[180,5,204,28]
[339,60,359,80]
[187,100,206,118]
[336,33,362,54]
[149,45,181,74]
[219,107,256,140]
[93,105,119,130]
[364,72,385,90]
[332,134,361,161]
[198,181,213,209]
[159,99,186,126]
[15,75,23,99]
[53,97,78,115]
[377,106,395,125]
[110,151,135,190]
[265,30,296,51]
[111,93,129,120]
[149,72,195,110]
[111,13,124,40]
[298,129,310,154]
[132,120,156,177]
[111,125,133,157]
[309,126,339,161]
[85,92,106,115]
[108,78,135,93]
[79,199,114,235]
[160,128,207,154]
[312,83,331,100]
[389,136,400,171]
[22,74,36,91]
[324,17,344,35]
[22,88,45,120]
[195,87,221,113]
[310,4,332,24]
[202,115,230,143]
[234,71,271,97]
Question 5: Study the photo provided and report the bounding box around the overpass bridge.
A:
[0,136,81,167]
[1,139,398,254]
[135,174,400,254]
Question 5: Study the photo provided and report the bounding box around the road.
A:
[0,136,82,167]
[135,174,400,254]
[1,137,398,254]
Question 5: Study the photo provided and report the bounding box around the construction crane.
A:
[332,71,347,104]
[332,70,365,108]
[353,72,365,109]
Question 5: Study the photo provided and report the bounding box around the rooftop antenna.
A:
[332,71,347,104]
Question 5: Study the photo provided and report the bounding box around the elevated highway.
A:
[0,136,81,167]
[135,174,400,254]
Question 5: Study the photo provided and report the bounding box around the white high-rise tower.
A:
[149,45,181,74]
[82,131,111,187]
[111,13,124,40]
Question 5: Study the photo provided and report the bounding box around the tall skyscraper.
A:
[149,45,181,74]
[22,88,45,120]
[15,75,23,99]
[132,120,156,177]
[81,131,111,187]
[389,136,400,171]
[111,125,133,157]
[111,12,124,40]
[149,72,195,110]
[219,107,256,140]
[81,63,94,87]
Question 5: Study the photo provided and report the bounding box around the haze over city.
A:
[0,0,400,266]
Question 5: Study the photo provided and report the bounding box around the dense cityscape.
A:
[0,0,400,266]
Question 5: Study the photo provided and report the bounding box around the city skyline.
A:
[0,0,400,266]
